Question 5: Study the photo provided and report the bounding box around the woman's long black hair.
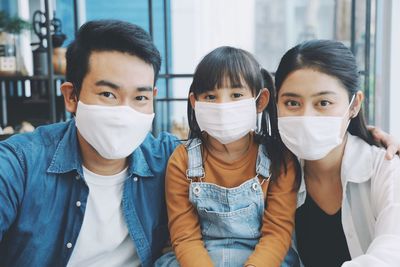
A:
[275,39,378,146]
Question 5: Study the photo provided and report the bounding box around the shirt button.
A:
[75,175,80,180]
[76,201,81,207]
[66,242,72,249]
[133,177,138,182]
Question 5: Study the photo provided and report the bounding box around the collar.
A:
[47,119,154,178]
[298,133,373,196]
[340,133,373,184]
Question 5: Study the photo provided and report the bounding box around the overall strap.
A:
[256,144,271,181]
[185,138,205,180]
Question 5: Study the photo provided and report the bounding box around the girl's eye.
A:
[135,96,149,101]
[232,93,243,98]
[204,95,216,100]
[285,100,300,107]
[100,92,116,99]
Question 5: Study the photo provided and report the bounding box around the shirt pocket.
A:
[197,202,261,239]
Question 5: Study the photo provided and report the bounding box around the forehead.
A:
[279,68,347,97]
[86,51,155,86]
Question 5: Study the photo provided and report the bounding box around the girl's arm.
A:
[165,145,214,267]
[245,157,298,267]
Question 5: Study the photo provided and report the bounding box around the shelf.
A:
[0,75,65,81]
[0,134,12,141]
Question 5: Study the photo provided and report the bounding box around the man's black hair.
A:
[66,19,161,95]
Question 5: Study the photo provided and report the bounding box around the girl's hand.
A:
[368,126,400,160]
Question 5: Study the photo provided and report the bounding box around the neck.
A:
[77,131,128,176]
[304,134,348,183]
[206,133,252,162]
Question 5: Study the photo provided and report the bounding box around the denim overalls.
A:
[156,138,273,267]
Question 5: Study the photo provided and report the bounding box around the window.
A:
[2,0,377,138]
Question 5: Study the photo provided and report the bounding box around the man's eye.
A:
[135,96,149,101]
[100,92,116,99]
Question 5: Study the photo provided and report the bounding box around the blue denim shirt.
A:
[0,119,179,267]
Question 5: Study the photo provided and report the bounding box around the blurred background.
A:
[0,0,399,140]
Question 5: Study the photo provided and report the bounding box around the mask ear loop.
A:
[255,90,265,134]
[348,94,356,119]
[344,94,357,131]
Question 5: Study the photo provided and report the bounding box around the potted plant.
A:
[0,11,30,75]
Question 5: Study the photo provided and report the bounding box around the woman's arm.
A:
[245,157,298,267]
[165,145,213,267]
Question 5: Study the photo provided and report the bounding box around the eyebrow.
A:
[280,91,337,97]
[311,91,337,97]
[137,86,153,92]
[95,80,153,92]
[280,92,301,98]
[95,80,120,89]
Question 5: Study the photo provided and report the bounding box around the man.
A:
[0,20,178,267]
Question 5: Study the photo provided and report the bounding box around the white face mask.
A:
[195,97,257,144]
[75,101,154,160]
[278,96,355,160]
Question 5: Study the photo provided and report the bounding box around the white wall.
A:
[375,0,400,140]
[388,0,400,139]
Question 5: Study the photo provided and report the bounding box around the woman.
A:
[275,39,400,267]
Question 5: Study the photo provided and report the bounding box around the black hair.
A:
[275,39,378,146]
[187,46,291,182]
[66,19,161,95]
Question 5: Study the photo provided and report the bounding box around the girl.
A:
[155,46,300,267]
[276,40,400,267]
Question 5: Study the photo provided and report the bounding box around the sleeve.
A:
[245,157,298,267]
[165,145,214,267]
[0,142,25,241]
[341,156,400,267]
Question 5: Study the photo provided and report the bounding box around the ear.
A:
[350,91,364,118]
[61,82,78,114]
[256,88,270,113]
[153,87,158,97]
[189,92,196,109]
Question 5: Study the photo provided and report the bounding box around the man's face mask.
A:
[75,101,154,159]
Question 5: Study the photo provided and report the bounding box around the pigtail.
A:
[256,68,301,188]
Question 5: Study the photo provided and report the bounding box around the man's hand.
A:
[368,126,400,160]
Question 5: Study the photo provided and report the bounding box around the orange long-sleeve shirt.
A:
[165,139,297,267]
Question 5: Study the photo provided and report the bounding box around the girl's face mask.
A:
[194,92,260,144]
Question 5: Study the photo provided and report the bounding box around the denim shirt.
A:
[0,119,179,267]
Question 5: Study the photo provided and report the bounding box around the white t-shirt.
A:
[67,166,140,267]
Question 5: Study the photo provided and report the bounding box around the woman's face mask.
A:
[276,69,358,160]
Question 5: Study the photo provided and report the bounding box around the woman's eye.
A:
[285,100,300,107]
[100,92,116,99]
[319,100,331,107]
